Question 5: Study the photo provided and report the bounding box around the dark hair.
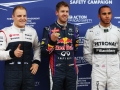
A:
[12,5,27,15]
[98,5,111,14]
[56,1,69,11]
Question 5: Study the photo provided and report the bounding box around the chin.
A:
[19,25,25,28]
[62,20,67,23]
[105,22,110,24]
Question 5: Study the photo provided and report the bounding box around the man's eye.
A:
[102,13,106,15]
[17,15,21,17]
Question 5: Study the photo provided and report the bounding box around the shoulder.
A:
[44,23,55,31]
[110,24,120,33]
[111,24,120,29]
[25,25,36,31]
[87,25,98,32]
[67,22,75,28]
[67,22,79,32]
[1,26,12,31]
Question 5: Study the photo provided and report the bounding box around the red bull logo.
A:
[47,44,54,52]
[56,37,73,50]
[57,37,72,44]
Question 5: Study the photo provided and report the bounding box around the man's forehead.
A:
[59,6,69,10]
[14,9,26,13]
[101,8,111,11]
[101,11,111,13]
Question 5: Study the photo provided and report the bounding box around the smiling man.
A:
[41,1,80,90]
[83,5,120,90]
[0,5,40,90]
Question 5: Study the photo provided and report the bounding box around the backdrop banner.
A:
[0,0,120,90]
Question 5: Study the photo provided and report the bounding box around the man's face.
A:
[12,8,27,28]
[56,6,69,24]
[98,7,112,25]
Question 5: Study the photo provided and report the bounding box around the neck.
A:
[57,20,67,26]
[100,22,110,27]
[14,23,25,28]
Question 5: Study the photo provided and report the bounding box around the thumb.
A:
[17,44,21,50]
[30,67,33,70]
[53,27,56,33]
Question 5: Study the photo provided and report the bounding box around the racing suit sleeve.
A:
[32,30,41,65]
[0,31,14,60]
[74,25,80,55]
[83,29,93,65]
[41,26,56,57]
[118,29,120,64]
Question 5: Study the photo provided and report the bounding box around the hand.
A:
[14,44,23,58]
[51,27,60,42]
[30,63,39,75]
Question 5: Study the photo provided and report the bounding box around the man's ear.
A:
[98,14,100,19]
[12,14,14,20]
[56,11,58,16]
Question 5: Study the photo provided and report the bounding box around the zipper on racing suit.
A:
[63,27,68,75]
[20,28,25,88]
[104,29,108,82]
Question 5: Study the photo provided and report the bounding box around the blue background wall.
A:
[0,0,120,90]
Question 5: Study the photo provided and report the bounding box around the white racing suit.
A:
[0,24,40,90]
[83,24,120,90]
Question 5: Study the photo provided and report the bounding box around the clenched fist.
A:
[51,27,60,42]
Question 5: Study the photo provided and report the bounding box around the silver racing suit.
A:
[83,24,120,90]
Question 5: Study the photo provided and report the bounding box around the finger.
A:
[31,70,36,75]
[31,70,34,74]
[17,51,23,56]
[34,72,36,75]
[17,44,21,49]
[33,70,37,75]
[19,50,23,54]
[30,67,33,70]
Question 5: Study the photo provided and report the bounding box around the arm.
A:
[74,25,80,55]
[32,30,41,65]
[30,30,41,75]
[118,29,120,61]
[41,26,56,57]
[0,31,14,60]
[83,29,93,65]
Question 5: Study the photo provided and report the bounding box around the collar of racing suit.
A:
[99,23,112,32]
[12,23,25,32]
[55,21,67,30]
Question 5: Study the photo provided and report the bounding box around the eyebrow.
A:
[102,12,111,14]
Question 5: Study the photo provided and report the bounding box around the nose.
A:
[106,14,109,18]
[64,11,68,15]
[21,15,26,19]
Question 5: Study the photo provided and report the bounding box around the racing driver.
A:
[83,5,120,90]
[41,1,80,90]
[0,5,40,90]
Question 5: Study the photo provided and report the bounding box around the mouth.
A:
[105,19,110,21]
[20,21,26,23]
[105,19,110,22]
[62,16,67,19]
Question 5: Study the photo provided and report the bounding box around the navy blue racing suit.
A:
[41,21,80,90]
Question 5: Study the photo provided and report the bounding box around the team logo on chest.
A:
[55,37,73,50]
[9,34,20,40]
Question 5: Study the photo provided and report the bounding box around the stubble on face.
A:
[99,7,112,27]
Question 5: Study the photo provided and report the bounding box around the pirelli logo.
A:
[93,48,118,54]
